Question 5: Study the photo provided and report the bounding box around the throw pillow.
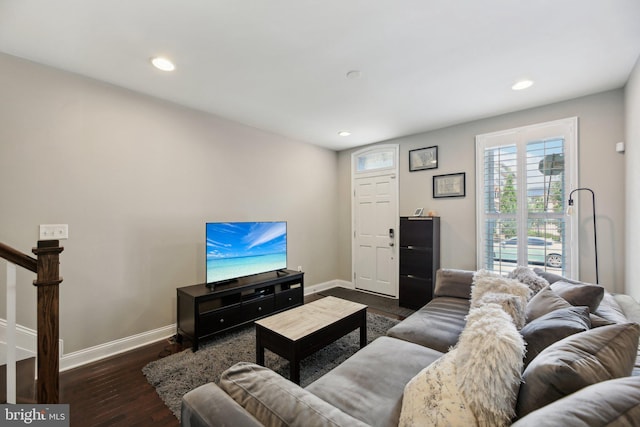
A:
[473,269,532,301]
[512,376,640,427]
[456,303,526,427]
[516,322,640,419]
[507,266,549,298]
[524,285,572,323]
[476,292,527,329]
[399,348,476,427]
[471,270,530,325]
[550,280,604,313]
[519,306,591,367]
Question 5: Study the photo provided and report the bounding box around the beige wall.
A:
[338,90,626,292]
[0,53,339,353]
[625,56,640,300]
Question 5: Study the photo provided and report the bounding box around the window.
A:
[476,118,578,277]
[354,147,396,174]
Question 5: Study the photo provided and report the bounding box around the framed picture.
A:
[409,146,438,171]
[433,172,466,198]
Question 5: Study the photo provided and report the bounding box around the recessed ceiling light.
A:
[512,79,534,91]
[151,56,175,72]
[338,131,351,137]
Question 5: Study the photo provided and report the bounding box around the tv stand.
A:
[177,269,304,351]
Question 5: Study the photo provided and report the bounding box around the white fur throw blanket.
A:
[471,269,530,329]
[400,303,525,427]
[456,303,526,426]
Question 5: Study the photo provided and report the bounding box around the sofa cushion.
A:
[398,348,476,427]
[507,266,549,298]
[305,336,443,427]
[614,294,640,376]
[512,376,640,427]
[550,280,604,313]
[182,382,264,427]
[532,267,580,284]
[219,362,369,427]
[386,297,470,352]
[516,322,640,419]
[433,268,475,299]
[525,285,572,322]
[520,306,591,367]
[595,292,629,324]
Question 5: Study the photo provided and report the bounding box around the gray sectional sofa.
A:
[181,268,640,427]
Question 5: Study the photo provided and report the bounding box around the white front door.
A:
[352,145,399,297]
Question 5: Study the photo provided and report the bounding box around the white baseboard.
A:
[59,324,175,372]
[0,319,37,355]
[0,318,174,372]
[2,278,353,371]
[305,279,353,295]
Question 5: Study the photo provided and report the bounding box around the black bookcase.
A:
[399,216,440,309]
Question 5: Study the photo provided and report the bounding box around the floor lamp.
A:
[567,188,599,284]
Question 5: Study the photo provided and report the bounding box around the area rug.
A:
[319,287,415,318]
[143,312,399,420]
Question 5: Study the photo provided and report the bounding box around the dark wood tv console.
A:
[176,270,304,351]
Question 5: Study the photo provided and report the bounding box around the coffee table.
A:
[255,296,367,384]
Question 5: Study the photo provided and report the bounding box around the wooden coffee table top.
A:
[255,296,367,341]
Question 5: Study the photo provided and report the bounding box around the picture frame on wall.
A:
[433,172,466,198]
[409,146,438,171]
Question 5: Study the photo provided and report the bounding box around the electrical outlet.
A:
[39,224,69,240]
[297,265,302,272]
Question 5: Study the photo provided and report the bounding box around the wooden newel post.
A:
[32,240,64,404]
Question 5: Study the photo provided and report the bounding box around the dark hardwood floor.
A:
[19,291,405,427]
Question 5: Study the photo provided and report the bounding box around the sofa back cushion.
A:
[512,376,640,427]
[433,269,475,299]
[516,322,640,419]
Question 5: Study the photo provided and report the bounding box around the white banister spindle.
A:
[6,261,17,404]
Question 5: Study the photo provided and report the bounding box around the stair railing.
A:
[1,240,63,404]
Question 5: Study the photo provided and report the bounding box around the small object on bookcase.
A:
[427,210,438,217]
[413,208,424,217]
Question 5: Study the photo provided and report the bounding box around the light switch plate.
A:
[39,224,69,240]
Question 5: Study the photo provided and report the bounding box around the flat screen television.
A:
[206,221,287,284]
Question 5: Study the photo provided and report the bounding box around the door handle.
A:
[389,242,395,247]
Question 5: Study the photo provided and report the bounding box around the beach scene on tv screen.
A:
[206,222,287,282]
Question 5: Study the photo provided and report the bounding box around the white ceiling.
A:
[1,1,639,151]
